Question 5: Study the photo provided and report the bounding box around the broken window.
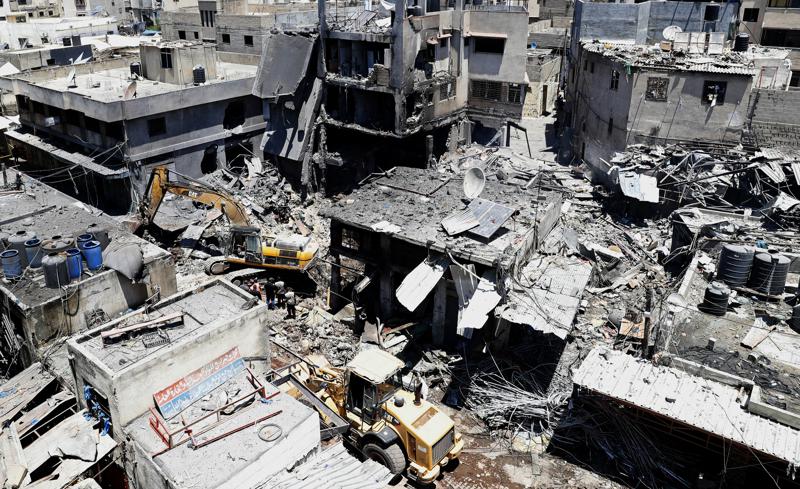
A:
[645,77,668,102]
[221,33,230,43]
[178,30,186,40]
[761,28,800,48]
[701,80,727,106]
[742,8,759,22]
[160,48,173,69]
[471,80,502,101]
[193,32,199,39]
[341,228,360,250]
[244,35,253,47]
[147,117,167,137]
[508,83,522,103]
[610,70,619,90]
[223,100,245,129]
[474,37,505,54]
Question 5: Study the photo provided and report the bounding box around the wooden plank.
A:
[100,312,184,342]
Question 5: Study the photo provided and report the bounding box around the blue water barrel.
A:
[25,238,43,269]
[66,248,82,280]
[82,240,103,271]
[1,249,22,279]
[77,234,95,251]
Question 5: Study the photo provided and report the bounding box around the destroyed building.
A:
[252,0,531,190]
[5,41,264,214]
[322,164,570,347]
[0,169,177,378]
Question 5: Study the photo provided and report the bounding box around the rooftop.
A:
[72,280,268,372]
[0,170,170,308]
[580,41,790,76]
[322,166,564,267]
[30,61,257,102]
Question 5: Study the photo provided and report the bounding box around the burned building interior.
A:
[2,0,800,488]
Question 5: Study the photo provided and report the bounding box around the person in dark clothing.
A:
[264,277,276,309]
[285,287,296,319]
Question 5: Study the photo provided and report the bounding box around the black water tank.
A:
[717,244,754,288]
[748,253,790,296]
[734,33,750,52]
[130,62,141,77]
[704,3,720,21]
[700,281,730,316]
[193,65,206,85]
[790,304,800,332]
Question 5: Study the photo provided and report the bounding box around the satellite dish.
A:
[66,68,77,88]
[662,25,683,41]
[123,81,137,100]
[463,167,486,200]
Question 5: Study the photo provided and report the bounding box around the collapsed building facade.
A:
[253,0,531,190]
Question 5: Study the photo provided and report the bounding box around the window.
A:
[768,0,800,7]
[193,32,198,39]
[221,33,230,43]
[762,28,800,48]
[583,59,588,71]
[790,70,800,88]
[473,37,505,54]
[160,48,173,69]
[41,36,48,44]
[62,37,72,46]
[65,110,81,126]
[439,82,454,100]
[645,77,669,101]
[608,117,613,135]
[610,70,619,90]
[244,35,253,47]
[47,9,52,14]
[702,81,727,105]
[106,121,124,140]
[84,117,100,133]
[508,83,522,103]
[742,8,759,21]
[17,38,28,47]
[38,11,44,16]
[178,30,186,40]
[471,80,502,101]
[147,117,167,137]
[590,62,595,73]
[200,9,215,27]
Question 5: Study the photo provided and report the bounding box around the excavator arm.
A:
[140,166,251,227]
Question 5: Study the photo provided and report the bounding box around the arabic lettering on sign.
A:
[153,347,244,419]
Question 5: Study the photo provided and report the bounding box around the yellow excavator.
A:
[140,166,318,275]
[273,347,464,483]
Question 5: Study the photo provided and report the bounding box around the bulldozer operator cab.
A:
[346,365,402,426]
[229,227,263,263]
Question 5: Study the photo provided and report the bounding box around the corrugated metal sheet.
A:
[458,269,501,332]
[467,198,516,239]
[258,443,394,489]
[574,348,800,466]
[499,256,592,339]
[396,256,449,312]
[441,208,480,236]
[450,263,479,338]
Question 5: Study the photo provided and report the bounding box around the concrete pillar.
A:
[379,235,393,319]
[431,280,446,345]
[318,123,328,194]
[425,134,434,168]
[329,221,343,311]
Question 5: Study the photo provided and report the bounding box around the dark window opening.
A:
[742,8,759,21]
[31,101,45,114]
[178,30,186,40]
[646,77,669,101]
[84,117,100,132]
[608,117,613,135]
[508,83,522,103]
[160,48,172,69]
[223,100,245,129]
[473,37,505,54]
[610,70,619,90]
[40,36,48,44]
[790,71,800,88]
[702,81,727,105]
[221,33,230,43]
[762,28,800,48]
[590,62,595,73]
[201,145,218,174]
[768,0,800,7]
[62,37,72,46]
[193,32,198,39]
[147,117,167,137]
[65,109,81,125]
[244,35,253,47]
[106,121,124,140]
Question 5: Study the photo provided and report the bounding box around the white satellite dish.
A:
[463,167,486,199]
[123,81,137,100]
[66,68,77,88]
[662,25,683,41]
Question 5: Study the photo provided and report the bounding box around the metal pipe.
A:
[191,410,283,450]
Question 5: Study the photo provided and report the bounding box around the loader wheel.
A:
[204,257,229,275]
[362,442,406,475]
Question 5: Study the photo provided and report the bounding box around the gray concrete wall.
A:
[749,88,800,148]
[68,280,272,430]
[215,14,272,55]
[160,11,203,41]
[466,10,528,84]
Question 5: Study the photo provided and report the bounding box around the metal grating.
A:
[432,428,455,465]
[466,198,516,239]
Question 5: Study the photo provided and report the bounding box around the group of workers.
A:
[238,277,297,318]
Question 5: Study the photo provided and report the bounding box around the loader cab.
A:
[345,350,405,427]
[229,226,263,264]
